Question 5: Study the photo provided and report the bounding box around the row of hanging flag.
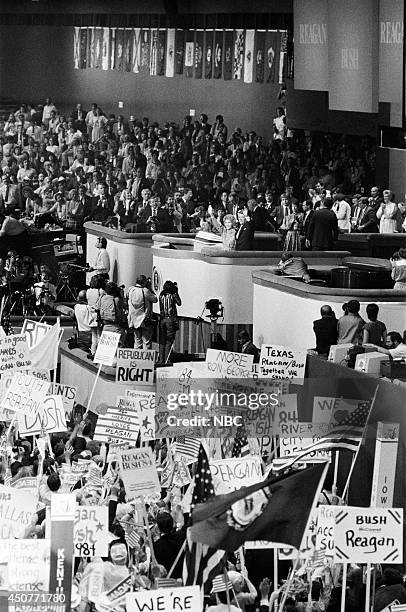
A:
[73,27,288,84]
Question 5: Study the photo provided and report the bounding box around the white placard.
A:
[74,506,109,557]
[0,485,38,538]
[316,505,339,557]
[93,397,140,444]
[371,422,400,508]
[116,348,156,386]
[259,344,306,381]
[94,331,120,367]
[18,395,66,436]
[126,585,202,612]
[334,507,403,563]
[0,334,31,373]
[210,456,262,493]
[206,348,254,378]
[125,389,156,441]
[0,539,50,591]
[1,372,50,416]
[50,383,77,418]
[118,447,160,499]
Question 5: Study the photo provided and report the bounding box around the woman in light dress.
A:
[377,189,401,233]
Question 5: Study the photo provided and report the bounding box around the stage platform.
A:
[337,232,406,259]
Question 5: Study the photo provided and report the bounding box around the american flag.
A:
[175,437,201,464]
[231,431,250,458]
[273,398,374,471]
[155,577,180,589]
[183,444,226,592]
[124,521,141,549]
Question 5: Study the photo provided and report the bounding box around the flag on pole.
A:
[272,399,374,471]
[150,29,158,76]
[204,30,213,78]
[254,30,266,83]
[165,28,175,77]
[233,29,245,80]
[194,30,204,78]
[183,444,226,593]
[102,27,109,70]
[175,29,184,74]
[132,28,141,73]
[184,30,194,78]
[264,31,279,83]
[231,431,250,458]
[28,318,60,371]
[175,437,201,464]
[190,462,328,552]
[244,29,255,83]
[74,27,80,69]
[223,30,233,80]
[157,29,167,75]
[213,30,224,79]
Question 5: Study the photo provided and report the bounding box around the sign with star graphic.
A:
[0,333,31,373]
[74,505,109,557]
[125,389,155,441]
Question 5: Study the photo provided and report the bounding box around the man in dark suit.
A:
[250,198,268,231]
[235,209,254,251]
[302,200,314,248]
[369,186,383,211]
[153,512,185,579]
[237,329,259,362]
[70,103,87,132]
[354,196,378,233]
[131,167,150,202]
[307,198,338,251]
[313,305,338,356]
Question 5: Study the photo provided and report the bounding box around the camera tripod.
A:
[55,265,77,302]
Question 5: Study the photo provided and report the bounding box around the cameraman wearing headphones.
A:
[159,280,181,363]
[127,275,157,350]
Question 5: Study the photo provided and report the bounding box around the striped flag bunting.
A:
[124,522,141,549]
[231,431,250,457]
[183,444,226,593]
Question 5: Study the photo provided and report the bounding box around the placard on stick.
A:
[118,447,160,499]
[0,485,38,539]
[0,539,50,592]
[206,348,253,378]
[1,372,50,416]
[94,331,121,367]
[259,344,306,381]
[18,395,66,436]
[116,348,156,385]
[334,507,403,563]
[0,334,31,373]
[125,389,156,441]
[210,456,263,493]
[74,506,109,557]
[126,585,202,612]
[93,397,140,444]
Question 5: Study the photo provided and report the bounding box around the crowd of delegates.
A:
[312,298,406,360]
[1,411,405,611]
[0,96,395,257]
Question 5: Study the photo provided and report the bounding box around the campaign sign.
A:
[18,395,66,436]
[0,539,50,592]
[94,331,121,367]
[93,397,140,444]
[125,389,156,441]
[118,447,160,499]
[206,348,254,378]
[116,348,156,386]
[1,372,50,416]
[334,507,403,563]
[316,505,339,557]
[126,585,202,612]
[210,456,262,493]
[74,506,109,557]
[50,383,77,418]
[0,485,38,539]
[259,344,306,381]
[0,334,31,373]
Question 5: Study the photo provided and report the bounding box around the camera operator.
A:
[127,275,158,350]
[159,280,181,363]
[32,267,56,314]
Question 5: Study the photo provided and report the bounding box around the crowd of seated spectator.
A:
[0,97,388,256]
